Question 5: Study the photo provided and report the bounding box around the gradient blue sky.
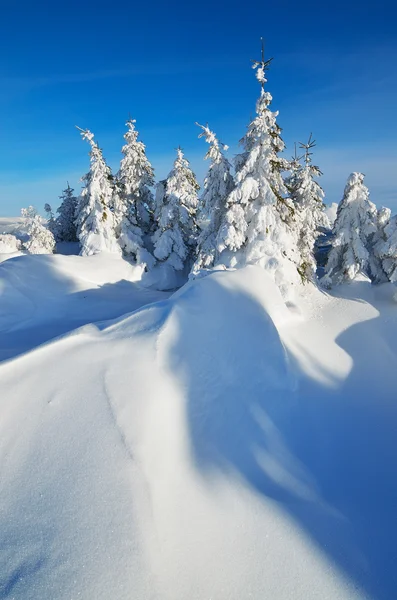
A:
[0,0,396,217]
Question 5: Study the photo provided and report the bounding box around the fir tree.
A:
[322,172,377,286]
[44,203,57,238]
[54,184,78,242]
[115,119,155,266]
[285,135,329,282]
[75,128,119,256]
[21,206,56,254]
[191,123,234,275]
[152,148,200,272]
[216,41,299,298]
[371,208,397,283]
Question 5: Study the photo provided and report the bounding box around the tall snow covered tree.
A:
[115,119,155,266]
[75,128,119,256]
[322,172,377,286]
[216,42,299,298]
[54,184,79,242]
[21,206,56,254]
[285,135,329,282]
[191,123,234,274]
[370,207,397,283]
[152,148,200,272]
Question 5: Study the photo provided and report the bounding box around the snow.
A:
[192,123,234,274]
[323,173,377,286]
[325,202,338,225]
[0,253,167,360]
[76,129,120,257]
[0,222,25,261]
[216,87,300,300]
[1,253,397,599]
[152,148,199,273]
[0,234,21,255]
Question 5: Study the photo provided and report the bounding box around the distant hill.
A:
[0,216,24,235]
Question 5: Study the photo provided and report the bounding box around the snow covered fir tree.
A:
[371,208,397,283]
[21,206,56,254]
[285,135,329,282]
[322,172,377,286]
[215,44,300,298]
[43,185,79,243]
[152,148,200,273]
[4,34,397,600]
[191,123,234,275]
[54,184,79,242]
[44,203,57,238]
[3,42,397,296]
[75,128,120,257]
[114,119,155,267]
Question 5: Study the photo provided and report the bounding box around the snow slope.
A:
[0,257,397,600]
[0,253,167,361]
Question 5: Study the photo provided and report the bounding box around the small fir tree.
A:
[191,123,234,274]
[75,128,119,256]
[44,203,57,238]
[285,135,329,282]
[322,172,377,286]
[54,184,78,242]
[152,148,200,272]
[216,41,299,298]
[21,206,56,254]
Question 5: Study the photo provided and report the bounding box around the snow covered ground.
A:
[0,253,397,599]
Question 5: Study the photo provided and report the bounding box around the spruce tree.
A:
[191,123,234,275]
[152,148,200,272]
[115,119,155,266]
[44,203,57,238]
[21,206,56,254]
[285,135,329,282]
[371,208,397,283]
[216,42,299,298]
[54,184,78,242]
[75,128,119,256]
[322,172,377,286]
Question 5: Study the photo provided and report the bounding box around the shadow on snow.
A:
[167,275,397,600]
[0,254,167,363]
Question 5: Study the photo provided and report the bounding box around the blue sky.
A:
[0,0,396,217]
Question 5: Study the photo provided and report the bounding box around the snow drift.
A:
[0,258,397,600]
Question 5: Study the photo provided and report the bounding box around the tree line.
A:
[14,45,397,295]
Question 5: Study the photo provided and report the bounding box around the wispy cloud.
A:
[0,56,243,95]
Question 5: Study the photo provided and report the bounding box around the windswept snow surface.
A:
[0,256,397,600]
[0,253,167,361]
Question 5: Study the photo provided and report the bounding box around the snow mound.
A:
[0,252,166,359]
[1,261,397,599]
[0,233,21,254]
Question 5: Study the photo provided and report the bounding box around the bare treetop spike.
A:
[251,38,273,90]
[299,133,317,165]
